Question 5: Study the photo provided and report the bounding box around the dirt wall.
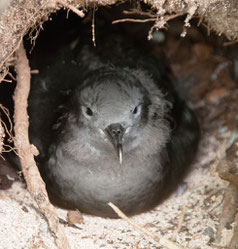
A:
[0,0,238,82]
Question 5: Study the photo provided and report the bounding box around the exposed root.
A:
[215,132,238,248]
[108,202,185,249]
[112,17,156,24]
[230,211,238,249]
[92,4,96,47]
[147,12,185,40]
[0,119,4,155]
[14,41,70,249]
[123,9,156,18]
[57,0,85,18]
[171,204,186,241]
[180,3,198,37]
[0,67,9,84]
[0,104,16,156]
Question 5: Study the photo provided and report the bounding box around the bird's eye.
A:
[132,105,142,117]
[81,106,94,119]
[86,107,93,116]
[133,106,138,114]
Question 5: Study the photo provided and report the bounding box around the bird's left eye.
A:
[86,107,93,116]
[81,106,94,119]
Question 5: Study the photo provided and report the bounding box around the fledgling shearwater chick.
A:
[28,41,200,218]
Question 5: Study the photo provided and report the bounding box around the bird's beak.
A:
[117,143,123,165]
[105,123,125,164]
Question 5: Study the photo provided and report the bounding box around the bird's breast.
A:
[44,144,166,216]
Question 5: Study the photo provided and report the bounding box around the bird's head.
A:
[70,68,169,163]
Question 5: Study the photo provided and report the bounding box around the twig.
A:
[210,136,231,176]
[229,211,238,248]
[0,119,14,146]
[223,40,238,46]
[92,5,96,47]
[171,205,186,241]
[0,104,16,154]
[147,12,185,40]
[0,36,22,72]
[112,18,156,24]
[215,132,238,247]
[108,202,185,249]
[123,9,156,18]
[215,183,238,243]
[7,71,17,81]
[2,78,12,83]
[57,0,85,18]
[0,104,13,135]
[30,69,39,74]
[0,119,4,155]
[0,68,9,83]
[14,41,70,249]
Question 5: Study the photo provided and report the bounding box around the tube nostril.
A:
[105,123,125,139]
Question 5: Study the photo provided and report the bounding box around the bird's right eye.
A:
[133,106,138,114]
[86,107,93,116]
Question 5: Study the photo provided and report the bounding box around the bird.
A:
[28,38,200,218]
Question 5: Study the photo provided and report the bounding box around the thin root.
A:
[108,202,185,249]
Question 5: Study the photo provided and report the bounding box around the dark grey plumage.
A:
[29,43,199,218]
